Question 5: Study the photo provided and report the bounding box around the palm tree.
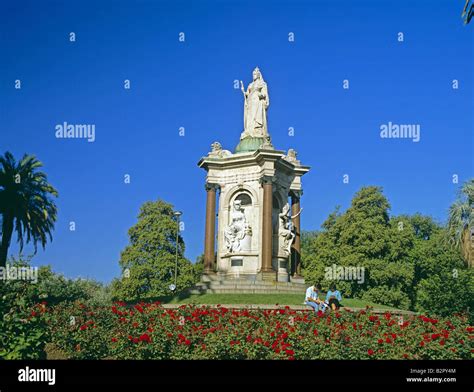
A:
[447,179,474,267]
[0,152,58,267]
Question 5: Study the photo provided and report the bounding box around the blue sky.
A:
[1,0,473,282]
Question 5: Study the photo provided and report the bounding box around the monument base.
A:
[189,273,307,295]
[260,270,277,282]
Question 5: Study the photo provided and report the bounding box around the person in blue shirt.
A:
[305,283,323,313]
[326,283,342,311]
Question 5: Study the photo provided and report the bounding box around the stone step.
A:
[194,284,303,290]
[198,284,305,291]
[201,274,306,284]
[204,283,306,289]
[195,287,305,294]
[201,278,306,286]
[188,287,306,294]
[206,290,301,294]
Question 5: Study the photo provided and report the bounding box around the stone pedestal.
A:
[198,148,309,283]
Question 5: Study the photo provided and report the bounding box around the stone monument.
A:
[197,67,310,286]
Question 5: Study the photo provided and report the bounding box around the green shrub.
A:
[415,269,474,321]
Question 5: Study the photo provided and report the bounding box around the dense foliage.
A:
[0,259,109,359]
[111,200,200,301]
[302,186,473,318]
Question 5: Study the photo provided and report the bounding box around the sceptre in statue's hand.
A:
[240,80,247,103]
[291,207,303,220]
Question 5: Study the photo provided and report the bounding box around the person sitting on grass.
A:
[305,283,323,313]
[326,283,342,311]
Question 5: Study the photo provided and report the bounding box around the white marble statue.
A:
[240,67,269,139]
[208,141,232,158]
[278,202,302,256]
[224,200,252,252]
[284,149,300,165]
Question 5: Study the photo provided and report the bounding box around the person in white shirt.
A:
[305,283,323,313]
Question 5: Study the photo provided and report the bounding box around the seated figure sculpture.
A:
[224,200,251,253]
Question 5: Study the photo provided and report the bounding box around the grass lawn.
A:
[156,293,397,310]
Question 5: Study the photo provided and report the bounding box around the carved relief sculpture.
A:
[278,202,302,256]
[224,199,252,253]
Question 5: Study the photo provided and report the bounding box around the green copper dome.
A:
[235,137,265,153]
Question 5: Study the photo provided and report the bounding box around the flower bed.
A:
[46,301,473,360]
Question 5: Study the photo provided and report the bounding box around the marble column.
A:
[291,191,302,277]
[261,176,273,273]
[204,183,218,273]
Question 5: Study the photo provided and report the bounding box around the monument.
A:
[197,67,310,290]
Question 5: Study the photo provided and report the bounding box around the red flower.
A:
[313,329,318,336]
[419,341,425,347]
[80,325,87,331]
[30,311,37,317]
[139,333,151,343]
[369,315,378,322]
[377,339,384,344]
[439,340,445,346]
[285,349,295,356]
[111,337,118,342]
[184,339,191,346]
[367,349,374,356]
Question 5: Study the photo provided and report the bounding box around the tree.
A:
[447,179,473,267]
[0,152,58,267]
[303,187,418,309]
[111,199,197,301]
